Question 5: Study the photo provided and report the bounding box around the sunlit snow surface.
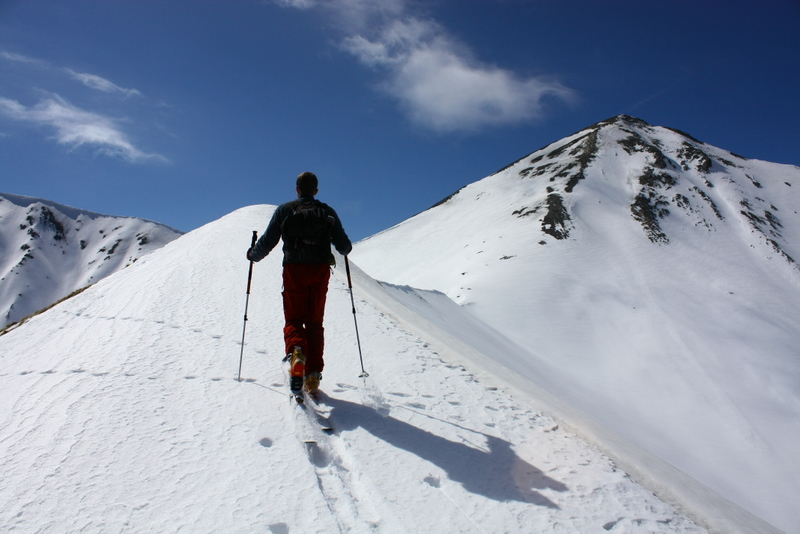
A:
[1,205,708,533]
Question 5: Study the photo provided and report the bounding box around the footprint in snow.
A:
[305,442,330,467]
[268,522,289,534]
[423,475,441,488]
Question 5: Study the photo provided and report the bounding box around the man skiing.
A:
[247,172,352,399]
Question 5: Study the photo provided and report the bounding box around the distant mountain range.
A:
[354,115,800,531]
[0,193,182,329]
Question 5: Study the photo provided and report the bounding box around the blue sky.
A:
[1,0,798,240]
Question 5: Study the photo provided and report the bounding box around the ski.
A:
[292,406,316,444]
[305,393,334,434]
[282,358,333,436]
[290,393,333,444]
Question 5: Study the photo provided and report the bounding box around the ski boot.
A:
[288,346,306,402]
[304,372,322,397]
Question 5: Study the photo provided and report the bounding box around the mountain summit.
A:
[508,114,797,258]
[355,115,800,532]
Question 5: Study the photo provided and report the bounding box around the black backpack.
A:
[280,200,334,263]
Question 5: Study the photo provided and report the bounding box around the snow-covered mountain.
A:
[0,193,183,329]
[1,115,797,533]
[354,115,800,532]
[0,205,713,533]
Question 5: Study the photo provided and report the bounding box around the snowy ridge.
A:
[346,266,779,534]
[0,193,183,328]
[355,116,800,532]
[0,205,709,533]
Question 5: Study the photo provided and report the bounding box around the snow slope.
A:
[0,193,183,329]
[0,205,709,533]
[354,116,800,533]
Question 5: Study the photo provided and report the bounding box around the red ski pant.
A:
[282,263,330,375]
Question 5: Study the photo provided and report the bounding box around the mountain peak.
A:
[600,113,652,128]
[472,116,794,262]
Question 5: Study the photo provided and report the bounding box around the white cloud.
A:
[0,51,49,67]
[272,0,317,8]
[2,51,143,98]
[65,70,143,98]
[0,95,165,163]
[275,1,575,132]
[275,0,404,22]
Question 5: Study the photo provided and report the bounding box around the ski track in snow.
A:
[0,206,705,533]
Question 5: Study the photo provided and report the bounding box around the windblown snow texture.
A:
[0,193,182,328]
[0,205,708,533]
[355,115,800,533]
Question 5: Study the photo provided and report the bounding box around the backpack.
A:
[280,200,335,263]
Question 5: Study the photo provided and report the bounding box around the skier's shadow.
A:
[321,394,567,508]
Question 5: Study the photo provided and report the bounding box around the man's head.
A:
[296,172,318,197]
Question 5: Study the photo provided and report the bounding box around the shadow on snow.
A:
[322,394,568,508]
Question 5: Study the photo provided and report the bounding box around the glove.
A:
[246,248,254,261]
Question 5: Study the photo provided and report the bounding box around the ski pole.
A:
[345,256,369,378]
[237,230,258,382]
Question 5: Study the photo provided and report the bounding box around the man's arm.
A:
[248,207,284,262]
[328,206,352,256]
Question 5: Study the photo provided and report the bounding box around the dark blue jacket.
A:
[249,196,352,264]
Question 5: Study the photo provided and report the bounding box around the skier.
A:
[247,172,352,398]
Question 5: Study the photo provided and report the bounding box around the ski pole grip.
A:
[245,231,258,294]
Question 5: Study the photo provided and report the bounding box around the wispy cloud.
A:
[274,0,575,132]
[0,95,165,163]
[2,50,143,98]
[0,51,162,162]
[0,51,50,67]
[273,0,317,8]
[65,69,143,98]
